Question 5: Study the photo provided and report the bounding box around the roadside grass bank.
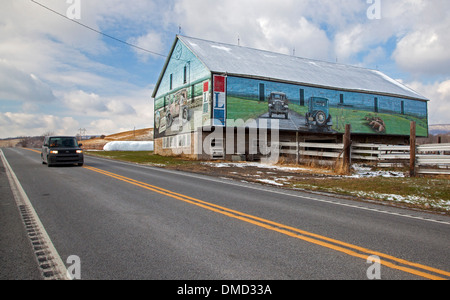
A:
[86,151,200,167]
[287,176,449,214]
[86,151,450,214]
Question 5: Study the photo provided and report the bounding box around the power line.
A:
[30,0,167,58]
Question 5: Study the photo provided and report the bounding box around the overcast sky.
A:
[0,0,449,138]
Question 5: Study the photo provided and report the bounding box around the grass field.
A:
[226,97,269,121]
[330,108,428,136]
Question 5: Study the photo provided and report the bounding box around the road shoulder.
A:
[0,151,41,280]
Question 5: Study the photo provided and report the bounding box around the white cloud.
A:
[0,112,79,138]
[62,90,138,116]
[63,90,108,114]
[405,80,450,125]
[89,119,119,135]
[380,0,450,76]
[393,25,450,75]
[0,60,56,103]
[172,0,335,60]
[128,31,165,61]
[61,89,152,135]
[256,16,331,59]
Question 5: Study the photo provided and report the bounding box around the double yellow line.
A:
[83,165,450,280]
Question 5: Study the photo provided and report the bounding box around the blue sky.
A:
[0,0,449,138]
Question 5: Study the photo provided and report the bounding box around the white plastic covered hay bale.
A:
[103,141,154,151]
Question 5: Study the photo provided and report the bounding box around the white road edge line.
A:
[88,155,450,226]
[0,149,70,280]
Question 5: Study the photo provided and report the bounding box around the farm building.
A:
[151,35,429,161]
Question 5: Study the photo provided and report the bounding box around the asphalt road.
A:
[1,147,449,281]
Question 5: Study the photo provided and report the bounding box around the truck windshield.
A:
[272,94,285,100]
[49,137,78,148]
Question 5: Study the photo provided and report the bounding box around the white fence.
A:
[352,143,410,167]
[278,141,450,175]
[416,143,450,175]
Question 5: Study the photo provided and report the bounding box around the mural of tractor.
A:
[166,89,190,128]
[305,97,333,131]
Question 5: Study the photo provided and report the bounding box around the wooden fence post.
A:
[410,121,416,177]
[343,124,352,174]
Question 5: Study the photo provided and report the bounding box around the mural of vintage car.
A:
[166,89,190,128]
[305,97,333,131]
[268,92,289,119]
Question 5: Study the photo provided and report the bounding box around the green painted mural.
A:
[225,76,428,137]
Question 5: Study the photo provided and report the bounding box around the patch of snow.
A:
[372,70,421,96]
[103,141,154,151]
[347,164,405,178]
[353,191,450,211]
[257,179,284,186]
[211,45,232,52]
[202,162,313,172]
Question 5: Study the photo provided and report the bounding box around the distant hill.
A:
[0,138,22,148]
[429,124,450,135]
[82,128,153,150]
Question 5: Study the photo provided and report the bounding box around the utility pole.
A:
[78,128,86,141]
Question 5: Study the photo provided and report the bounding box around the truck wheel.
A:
[315,111,327,126]
[166,114,173,128]
[46,156,52,167]
[182,107,189,121]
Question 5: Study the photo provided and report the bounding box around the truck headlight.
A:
[50,150,59,154]
[76,150,83,154]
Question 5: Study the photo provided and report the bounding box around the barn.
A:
[151,35,428,161]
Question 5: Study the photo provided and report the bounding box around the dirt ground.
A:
[165,160,340,186]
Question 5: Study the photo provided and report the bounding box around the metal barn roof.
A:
[176,35,427,101]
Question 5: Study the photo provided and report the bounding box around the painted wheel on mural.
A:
[182,107,189,121]
[315,111,327,127]
[166,114,173,128]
